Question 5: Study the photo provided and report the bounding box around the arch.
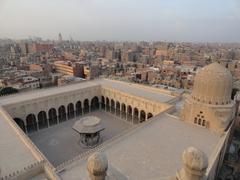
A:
[147,113,153,119]
[67,103,75,119]
[91,96,99,111]
[121,103,126,113]
[38,111,48,129]
[110,99,115,114]
[84,99,90,114]
[121,103,126,119]
[75,101,82,116]
[133,108,139,124]
[116,101,120,116]
[26,114,37,133]
[58,105,67,122]
[14,118,26,133]
[127,105,132,121]
[140,110,146,123]
[101,96,105,110]
[106,98,110,112]
[48,108,57,126]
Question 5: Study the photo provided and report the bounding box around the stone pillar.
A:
[36,121,39,131]
[47,118,50,128]
[138,112,141,124]
[120,105,122,118]
[87,152,108,180]
[176,147,208,180]
[57,115,59,124]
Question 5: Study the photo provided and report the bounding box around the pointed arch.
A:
[67,103,75,119]
[133,108,139,124]
[38,111,48,129]
[91,96,99,111]
[58,105,66,122]
[14,118,26,133]
[26,114,37,133]
[116,101,120,116]
[147,113,153,119]
[106,98,110,112]
[140,110,146,123]
[48,108,57,126]
[84,99,89,113]
[110,99,115,114]
[75,101,82,116]
[101,96,105,110]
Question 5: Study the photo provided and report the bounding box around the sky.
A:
[0,0,240,42]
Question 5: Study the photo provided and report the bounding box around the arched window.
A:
[198,118,202,125]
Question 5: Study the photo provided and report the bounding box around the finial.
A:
[87,152,108,180]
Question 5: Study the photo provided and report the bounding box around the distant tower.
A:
[58,33,63,42]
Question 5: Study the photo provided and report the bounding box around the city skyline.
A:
[0,0,240,42]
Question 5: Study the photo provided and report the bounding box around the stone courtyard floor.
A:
[29,110,132,166]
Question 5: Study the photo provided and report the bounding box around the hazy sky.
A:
[0,0,240,42]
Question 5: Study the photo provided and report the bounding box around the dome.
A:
[192,62,232,105]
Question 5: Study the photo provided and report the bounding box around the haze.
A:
[0,0,240,42]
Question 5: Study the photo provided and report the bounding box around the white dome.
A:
[192,62,232,105]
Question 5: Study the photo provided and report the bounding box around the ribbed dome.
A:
[192,62,232,105]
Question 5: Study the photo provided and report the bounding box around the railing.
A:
[1,160,44,180]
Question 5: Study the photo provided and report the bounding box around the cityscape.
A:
[0,0,240,180]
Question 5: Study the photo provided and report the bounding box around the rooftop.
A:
[0,79,176,106]
[0,107,39,177]
[59,113,221,179]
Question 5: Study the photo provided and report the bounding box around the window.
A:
[195,111,207,127]
[202,120,206,126]
[194,117,197,123]
[198,119,202,125]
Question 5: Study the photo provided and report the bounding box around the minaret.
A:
[58,33,63,43]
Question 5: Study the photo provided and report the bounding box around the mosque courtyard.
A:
[28,110,132,166]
